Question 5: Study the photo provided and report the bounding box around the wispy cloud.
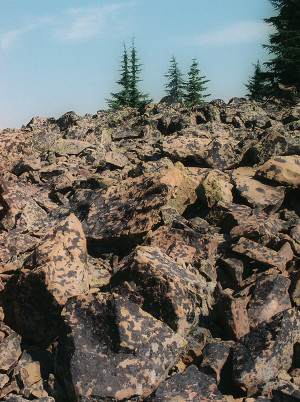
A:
[195,21,273,47]
[0,17,51,50]
[54,3,136,41]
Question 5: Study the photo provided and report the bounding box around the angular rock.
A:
[52,138,95,156]
[153,365,227,401]
[162,135,211,165]
[216,292,250,340]
[9,214,89,345]
[247,274,291,328]
[197,169,233,208]
[256,155,300,188]
[0,331,22,373]
[110,245,210,336]
[160,162,198,214]
[204,138,241,170]
[231,167,285,213]
[200,339,233,383]
[81,174,171,250]
[233,308,300,395]
[54,292,186,401]
[232,237,286,271]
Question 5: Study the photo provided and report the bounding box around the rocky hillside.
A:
[0,95,299,401]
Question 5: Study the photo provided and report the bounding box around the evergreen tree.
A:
[106,43,130,110]
[164,55,185,102]
[263,0,300,94]
[107,39,151,109]
[245,60,268,100]
[128,38,152,108]
[183,58,210,106]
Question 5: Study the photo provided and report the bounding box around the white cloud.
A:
[0,18,51,50]
[54,3,135,41]
[195,21,273,47]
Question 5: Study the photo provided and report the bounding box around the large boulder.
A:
[6,214,89,345]
[233,308,300,396]
[110,245,210,336]
[256,155,300,188]
[54,292,186,401]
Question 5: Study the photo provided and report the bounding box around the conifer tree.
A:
[106,43,130,110]
[164,55,185,102]
[107,39,151,109]
[128,38,152,108]
[263,0,300,94]
[245,60,268,100]
[183,58,210,106]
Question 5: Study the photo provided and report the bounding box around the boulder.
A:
[232,237,286,271]
[81,174,172,251]
[196,169,233,208]
[153,365,227,401]
[231,167,285,213]
[7,214,89,345]
[233,308,300,396]
[54,292,186,401]
[256,155,300,188]
[110,245,209,336]
[247,274,291,328]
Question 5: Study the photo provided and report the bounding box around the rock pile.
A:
[0,96,299,401]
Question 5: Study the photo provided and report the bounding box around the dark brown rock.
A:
[153,364,227,401]
[247,274,291,328]
[233,308,300,396]
[54,292,186,401]
[232,237,286,272]
[200,339,234,384]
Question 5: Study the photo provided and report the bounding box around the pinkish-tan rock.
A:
[110,245,211,336]
[8,214,89,345]
[231,167,285,212]
[256,155,300,188]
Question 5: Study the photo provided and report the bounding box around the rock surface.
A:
[0,96,299,400]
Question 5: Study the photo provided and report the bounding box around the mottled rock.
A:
[256,155,300,188]
[200,339,233,383]
[10,214,89,345]
[154,365,227,401]
[162,135,211,165]
[81,174,171,249]
[247,274,291,328]
[54,292,186,401]
[232,237,286,271]
[216,292,250,340]
[233,308,300,395]
[204,138,241,170]
[110,245,209,336]
[160,163,198,214]
[231,167,285,212]
[197,170,233,208]
[0,331,22,373]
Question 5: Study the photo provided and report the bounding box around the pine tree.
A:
[106,43,131,110]
[128,38,152,108]
[106,39,152,110]
[263,0,300,94]
[164,55,185,102]
[183,58,210,106]
[245,60,268,100]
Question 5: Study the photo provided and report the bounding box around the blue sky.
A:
[0,0,275,129]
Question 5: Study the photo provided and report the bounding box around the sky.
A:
[0,0,276,129]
